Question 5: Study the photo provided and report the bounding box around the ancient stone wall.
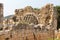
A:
[14,4,57,30]
[0,4,57,40]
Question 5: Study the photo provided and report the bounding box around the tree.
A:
[55,6,60,29]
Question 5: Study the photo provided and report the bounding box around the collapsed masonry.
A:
[13,4,57,30]
[0,4,57,40]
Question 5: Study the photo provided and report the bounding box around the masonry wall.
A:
[0,4,57,40]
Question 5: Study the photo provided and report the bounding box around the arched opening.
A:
[23,14,38,25]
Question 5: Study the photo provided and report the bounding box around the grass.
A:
[48,38,60,40]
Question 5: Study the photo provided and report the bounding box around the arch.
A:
[23,13,38,25]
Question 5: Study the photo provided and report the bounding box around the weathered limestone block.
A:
[24,6,33,13]
[38,4,53,25]
[15,9,24,16]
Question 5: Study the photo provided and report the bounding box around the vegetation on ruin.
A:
[34,8,40,10]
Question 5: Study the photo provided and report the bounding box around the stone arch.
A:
[23,13,38,25]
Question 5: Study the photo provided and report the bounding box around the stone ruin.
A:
[13,3,57,31]
[0,4,57,40]
[0,3,3,30]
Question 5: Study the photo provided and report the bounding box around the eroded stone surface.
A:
[0,4,57,40]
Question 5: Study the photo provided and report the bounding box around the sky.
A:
[0,0,60,17]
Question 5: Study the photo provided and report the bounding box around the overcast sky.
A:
[0,0,60,17]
